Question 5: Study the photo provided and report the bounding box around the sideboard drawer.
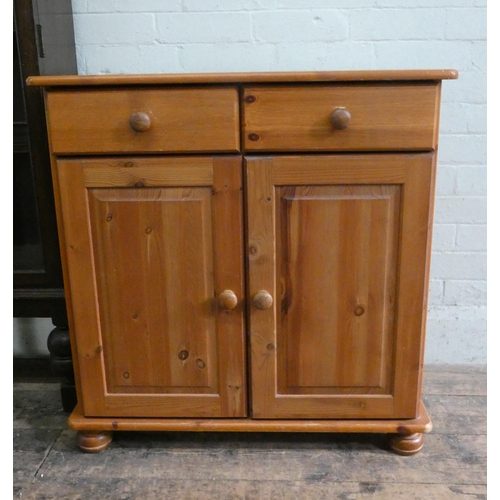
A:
[46,87,240,154]
[243,83,440,152]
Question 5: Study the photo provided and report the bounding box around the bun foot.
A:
[389,432,424,456]
[77,431,113,453]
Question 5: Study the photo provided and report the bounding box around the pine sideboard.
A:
[28,70,458,455]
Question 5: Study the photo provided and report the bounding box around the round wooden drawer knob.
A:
[330,108,351,130]
[129,112,151,132]
[253,290,273,310]
[217,290,238,310]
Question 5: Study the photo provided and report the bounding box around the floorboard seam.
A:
[32,431,61,483]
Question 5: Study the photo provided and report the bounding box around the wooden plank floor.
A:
[13,365,486,499]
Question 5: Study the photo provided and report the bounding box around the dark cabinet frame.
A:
[13,0,77,411]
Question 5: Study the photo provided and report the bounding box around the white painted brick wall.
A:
[253,10,349,42]
[67,0,487,364]
[157,13,253,43]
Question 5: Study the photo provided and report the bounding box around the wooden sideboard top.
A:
[27,69,458,87]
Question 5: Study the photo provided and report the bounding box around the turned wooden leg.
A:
[47,325,77,413]
[389,432,424,456]
[77,431,113,453]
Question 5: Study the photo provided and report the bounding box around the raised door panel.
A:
[277,185,400,396]
[88,187,218,395]
[56,156,246,417]
[246,154,436,419]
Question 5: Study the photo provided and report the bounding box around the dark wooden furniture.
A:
[13,0,77,410]
[28,70,458,454]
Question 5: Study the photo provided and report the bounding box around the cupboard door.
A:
[56,156,246,417]
[246,154,436,419]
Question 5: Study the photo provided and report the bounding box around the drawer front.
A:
[46,87,240,154]
[243,84,440,152]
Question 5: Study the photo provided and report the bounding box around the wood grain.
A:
[27,69,458,87]
[88,186,218,394]
[246,154,436,419]
[37,72,451,447]
[271,154,407,185]
[83,157,214,187]
[277,185,400,396]
[211,156,247,417]
[56,162,107,416]
[243,84,440,151]
[423,365,487,396]
[14,366,486,500]
[76,431,113,453]
[246,157,277,419]
[45,143,86,408]
[67,401,431,433]
[16,480,487,500]
[56,156,246,418]
[392,154,436,416]
[45,87,240,154]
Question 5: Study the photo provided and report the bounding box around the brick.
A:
[82,44,180,74]
[439,103,469,134]
[179,43,276,72]
[441,71,486,104]
[434,196,486,224]
[443,279,487,306]
[427,305,486,326]
[425,305,486,363]
[276,42,374,71]
[202,0,378,8]
[435,165,457,196]
[430,252,486,280]
[428,279,444,305]
[427,304,486,325]
[156,12,251,43]
[74,45,86,74]
[183,0,334,10]
[270,0,376,7]
[455,224,487,251]
[350,9,446,40]
[445,8,486,40]
[376,0,476,5]
[87,0,182,12]
[438,135,486,164]
[276,43,330,71]
[471,41,487,72]
[182,0,266,11]
[455,166,487,195]
[136,44,181,73]
[431,224,457,251]
[73,14,155,45]
[467,104,487,133]
[82,44,139,74]
[373,41,473,72]
[252,10,348,42]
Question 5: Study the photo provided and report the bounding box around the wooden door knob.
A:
[253,290,273,310]
[330,108,351,130]
[217,290,238,310]
[129,112,151,132]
